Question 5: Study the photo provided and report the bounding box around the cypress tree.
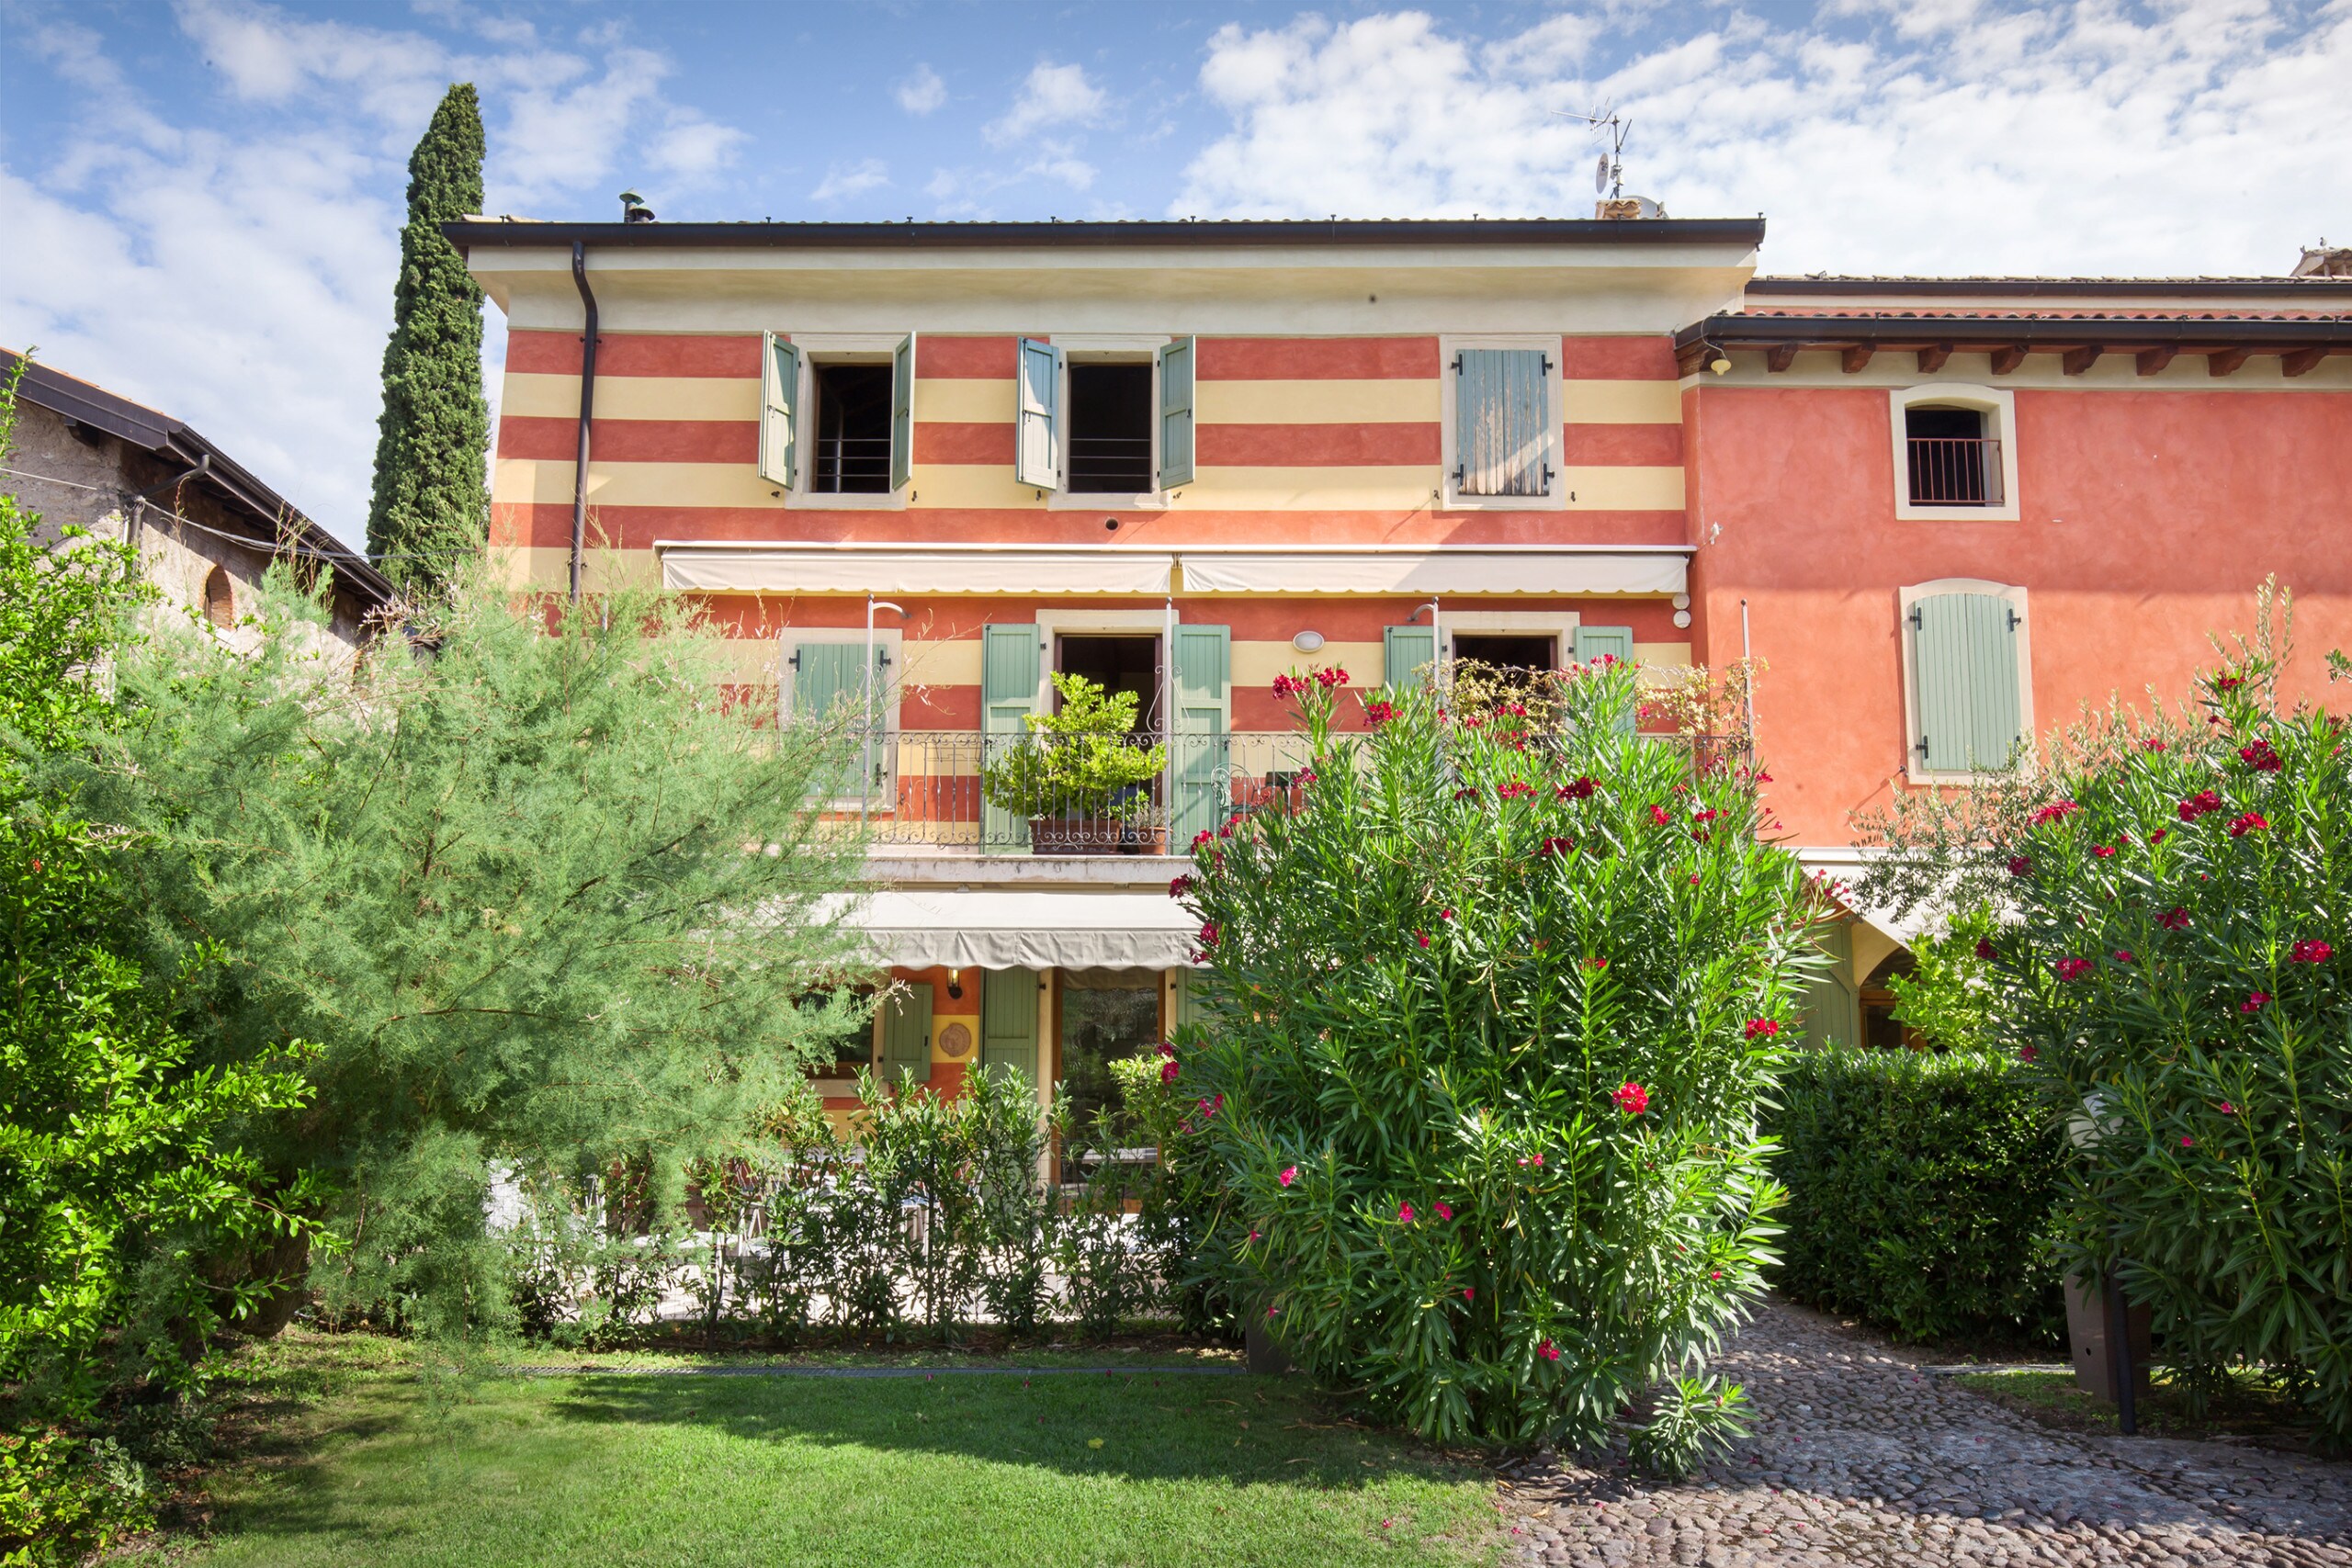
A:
[366,83,489,593]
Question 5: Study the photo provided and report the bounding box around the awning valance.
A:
[839,889,1196,971]
[1175,548,1686,596]
[658,545,1175,596]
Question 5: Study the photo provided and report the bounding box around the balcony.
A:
[819,728,1749,857]
[1905,435,2003,506]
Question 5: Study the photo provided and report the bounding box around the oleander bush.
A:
[1860,587,2352,1446]
[1772,1045,2065,1345]
[1170,660,1818,1467]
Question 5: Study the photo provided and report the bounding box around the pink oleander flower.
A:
[1745,1018,1780,1041]
[1191,829,1215,850]
[1581,956,1609,972]
[2054,958,2095,981]
[2113,950,2135,964]
[1415,930,1430,948]
[1439,908,1455,921]
[2140,738,2168,752]
[1537,1339,1561,1361]
[2238,740,2281,772]
[1198,921,1219,948]
[2007,855,2034,878]
[1249,1229,1261,1241]
[2228,811,2268,837]
[1397,1202,1415,1224]
[1557,776,1598,801]
[1315,666,1351,689]
[2151,828,2168,844]
[2215,674,2245,692]
[1170,874,1195,898]
[1278,1165,1297,1188]
[1453,785,1479,801]
[2030,801,2080,827]
[2159,907,2192,931]
[1613,1082,1650,1115]
[1648,805,1670,826]
[1434,1200,1453,1221]
[1366,700,1397,726]
[2242,991,2270,1013]
[1160,1060,1180,1084]
[2178,789,2224,822]
[1497,782,1535,800]
[1539,836,1577,856]
[1975,938,1998,961]
[1462,1288,1476,1302]
[2093,845,2117,859]
[2018,1045,2038,1065]
[2218,1102,2236,1116]
[2292,940,2334,964]
[2180,1135,2196,1148]
[1272,673,1310,697]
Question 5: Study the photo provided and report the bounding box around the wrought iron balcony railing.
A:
[1905,435,2003,505]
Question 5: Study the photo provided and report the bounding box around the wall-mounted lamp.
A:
[1292,629,1326,653]
[1704,344,1732,375]
[946,967,965,1000]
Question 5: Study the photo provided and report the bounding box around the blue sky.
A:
[4,0,2346,545]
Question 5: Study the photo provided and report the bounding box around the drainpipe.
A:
[1740,597,1756,747]
[569,240,600,604]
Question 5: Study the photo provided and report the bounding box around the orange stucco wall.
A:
[1687,383,2352,845]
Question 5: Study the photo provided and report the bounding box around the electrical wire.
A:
[0,462,447,563]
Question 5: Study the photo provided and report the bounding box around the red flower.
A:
[2030,801,2080,826]
[1249,1229,1261,1242]
[1557,776,1598,801]
[1366,700,1397,726]
[1191,829,1215,850]
[1278,1165,1297,1188]
[2178,790,2224,821]
[1170,874,1196,898]
[1397,1202,1415,1224]
[2140,738,2168,752]
[1462,1288,1475,1302]
[1160,1060,1180,1083]
[2007,855,2034,878]
[1272,673,1310,697]
[2054,958,2095,980]
[2292,940,2333,964]
[1314,666,1351,689]
[1453,785,1480,801]
[1539,836,1577,857]
[2159,907,2192,931]
[2242,991,2270,1013]
[1434,1200,1453,1221]
[1439,908,1455,922]
[1648,805,1670,826]
[1974,938,1998,962]
[2112,950,2135,964]
[2150,829,2168,844]
[1536,1339,1561,1362]
[1745,1019,1781,1041]
[1497,781,1535,800]
[1612,1081,1650,1115]
[2093,845,2117,859]
[2218,1102,2236,1116]
[2180,1135,2196,1148]
[2018,1045,2038,1065]
[1581,956,1609,972]
[2238,740,2281,772]
[1415,931,1430,948]
[2215,674,2244,692]
[1198,922,1219,947]
[2227,811,2268,837]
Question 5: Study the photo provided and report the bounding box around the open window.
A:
[761,332,914,502]
[1890,384,2019,521]
[1442,336,1564,510]
[1016,337,1193,501]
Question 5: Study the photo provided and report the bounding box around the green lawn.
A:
[1953,1364,2323,1448]
[182,1343,1501,1567]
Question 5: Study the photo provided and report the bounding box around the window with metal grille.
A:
[1904,405,2000,506]
[810,363,894,493]
[1453,347,1554,497]
[1065,362,1154,493]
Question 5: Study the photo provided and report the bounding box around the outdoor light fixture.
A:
[946,968,965,999]
[1292,629,1326,652]
[1707,345,1733,375]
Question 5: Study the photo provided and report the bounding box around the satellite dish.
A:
[1594,153,1611,194]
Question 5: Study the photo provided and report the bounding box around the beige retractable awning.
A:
[842,889,1197,970]
[658,545,1176,596]
[1176,548,1688,596]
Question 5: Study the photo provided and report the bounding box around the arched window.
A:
[203,564,234,628]
[1888,384,2020,521]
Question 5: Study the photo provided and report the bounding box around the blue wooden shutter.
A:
[888,332,916,491]
[1454,347,1550,497]
[1170,624,1230,843]
[978,968,1039,1087]
[1015,338,1063,490]
[878,982,933,1085]
[981,624,1041,852]
[1795,920,1860,1050]
[1384,625,1437,690]
[760,333,800,488]
[1572,625,1634,668]
[1158,337,1195,489]
[1911,592,2023,773]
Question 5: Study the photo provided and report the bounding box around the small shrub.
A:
[0,1427,153,1566]
[1771,1046,2065,1345]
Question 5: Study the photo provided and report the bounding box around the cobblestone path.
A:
[1507,1302,2352,1567]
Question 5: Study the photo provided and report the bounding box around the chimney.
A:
[2292,242,2350,277]
[619,189,656,224]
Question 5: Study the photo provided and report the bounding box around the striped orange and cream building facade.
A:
[453,218,2352,1105]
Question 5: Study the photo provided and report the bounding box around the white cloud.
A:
[895,62,946,116]
[1175,4,2352,276]
[985,61,1107,146]
[0,2,747,546]
[812,158,891,202]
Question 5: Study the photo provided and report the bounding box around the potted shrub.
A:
[980,673,1170,855]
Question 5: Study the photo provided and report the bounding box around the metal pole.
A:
[1164,592,1178,840]
[1740,596,1756,746]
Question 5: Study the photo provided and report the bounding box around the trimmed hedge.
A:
[1770,1048,2065,1346]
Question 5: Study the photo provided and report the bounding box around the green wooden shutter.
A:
[981,624,1042,853]
[1795,920,1860,1050]
[1384,625,1436,690]
[978,968,1039,1087]
[1912,592,2023,773]
[878,982,933,1085]
[888,332,917,491]
[793,642,865,721]
[760,333,800,487]
[1572,625,1635,668]
[1015,338,1063,490]
[1170,624,1231,843]
[1158,336,1195,489]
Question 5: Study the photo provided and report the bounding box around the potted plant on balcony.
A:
[980,673,1170,855]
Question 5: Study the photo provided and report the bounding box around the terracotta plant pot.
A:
[1029,816,1163,856]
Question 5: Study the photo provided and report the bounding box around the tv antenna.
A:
[1555,106,1629,198]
